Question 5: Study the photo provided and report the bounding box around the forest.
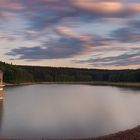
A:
[0,61,140,84]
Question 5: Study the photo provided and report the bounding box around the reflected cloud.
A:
[0,85,140,138]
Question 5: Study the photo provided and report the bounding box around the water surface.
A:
[0,84,140,139]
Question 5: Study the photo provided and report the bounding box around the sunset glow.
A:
[0,0,140,69]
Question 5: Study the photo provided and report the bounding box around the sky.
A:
[0,0,140,69]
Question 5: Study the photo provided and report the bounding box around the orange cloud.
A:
[129,3,140,12]
[72,0,140,15]
[72,0,123,13]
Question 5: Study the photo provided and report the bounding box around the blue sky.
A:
[0,0,140,69]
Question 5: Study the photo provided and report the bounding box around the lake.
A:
[0,84,140,139]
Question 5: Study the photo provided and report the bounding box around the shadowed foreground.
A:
[93,125,140,140]
[0,126,140,140]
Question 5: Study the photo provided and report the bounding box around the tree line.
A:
[0,61,140,84]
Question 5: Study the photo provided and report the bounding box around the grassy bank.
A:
[4,81,140,88]
[90,81,140,88]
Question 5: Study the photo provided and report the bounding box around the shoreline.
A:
[93,125,140,140]
[4,81,140,88]
[0,126,140,140]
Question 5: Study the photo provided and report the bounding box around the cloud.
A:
[56,26,113,46]
[0,0,139,32]
[72,0,123,13]
[110,27,140,43]
[0,0,140,31]
[75,49,140,67]
[71,0,140,17]
[1,0,140,68]
[0,0,24,21]
[6,36,90,60]
[56,27,91,42]
[0,12,17,21]
[0,0,24,11]
[0,30,17,41]
[110,19,140,43]
[6,26,113,60]
[17,0,140,31]
[128,20,140,29]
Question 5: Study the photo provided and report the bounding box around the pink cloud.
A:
[0,0,24,11]
[0,12,17,21]
[56,27,91,42]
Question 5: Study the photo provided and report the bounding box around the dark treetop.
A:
[0,61,140,84]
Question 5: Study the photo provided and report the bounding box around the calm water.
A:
[0,84,140,139]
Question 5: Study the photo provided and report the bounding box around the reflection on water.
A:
[0,84,140,139]
[0,100,3,133]
[117,86,140,93]
[0,90,3,100]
